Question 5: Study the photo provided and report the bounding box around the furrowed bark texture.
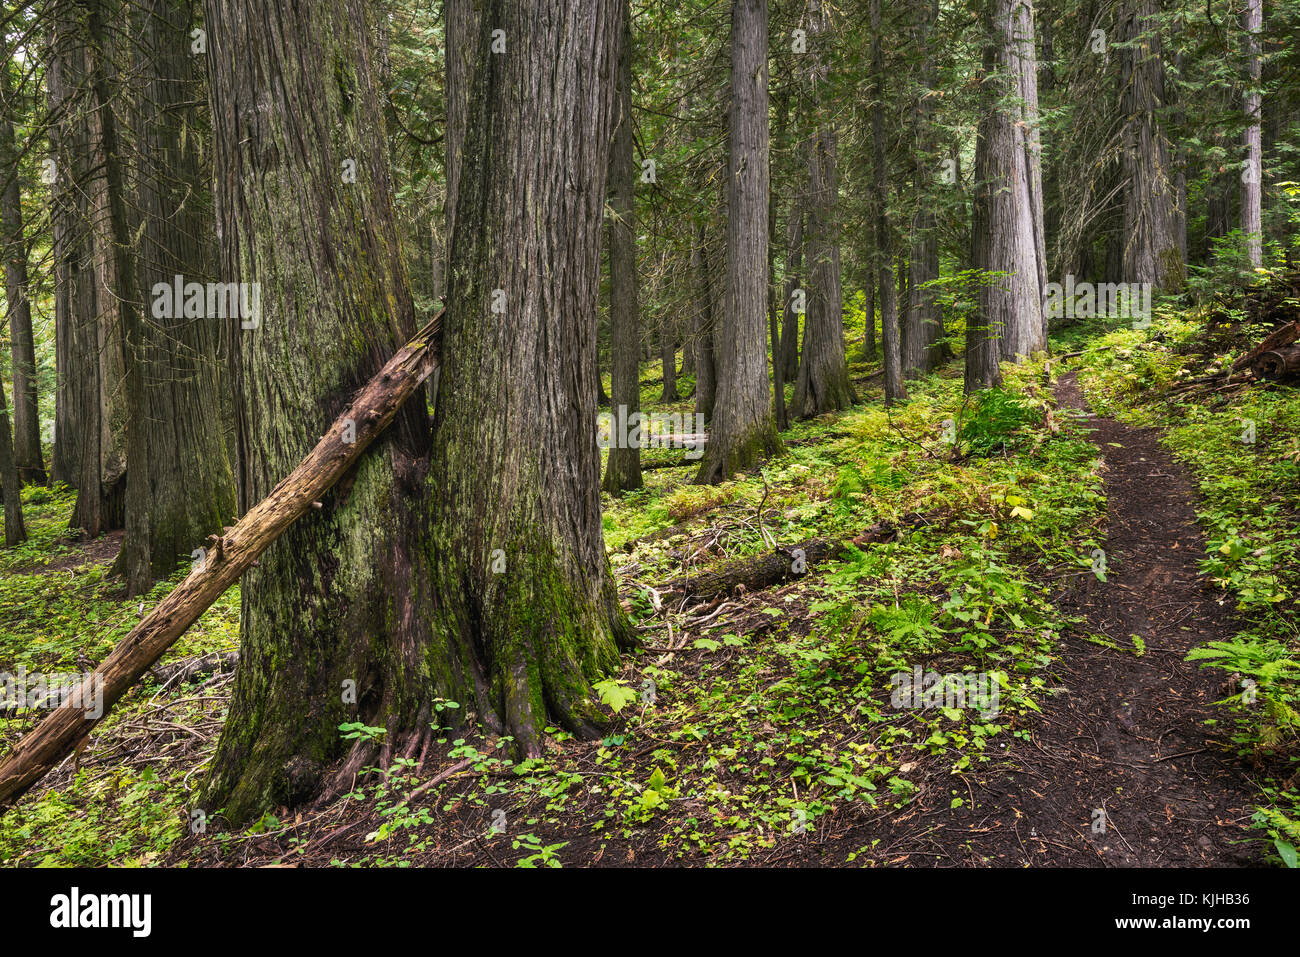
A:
[48,2,128,535]
[696,0,781,482]
[200,0,439,822]
[1240,0,1263,268]
[114,0,236,592]
[967,0,1044,387]
[870,0,906,404]
[429,0,630,758]
[792,0,853,417]
[604,0,642,494]
[1118,0,1182,289]
[0,312,445,810]
[0,59,44,484]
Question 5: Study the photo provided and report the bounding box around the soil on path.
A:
[808,371,1263,866]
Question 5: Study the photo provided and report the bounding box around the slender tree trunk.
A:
[201,0,440,822]
[696,0,781,482]
[658,318,679,400]
[871,0,906,404]
[113,0,236,594]
[1118,0,1182,289]
[859,268,876,361]
[0,381,24,545]
[426,0,630,759]
[603,0,642,494]
[780,197,803,382]
[0,60,44,485]
[1240,0,1263,268]
[692,227,717,421]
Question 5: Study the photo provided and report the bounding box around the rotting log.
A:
[1250,343,1300,381]
[0,309,445,809]
[658,513,938,601]
[662,538,848,601]
[1233,318,1300,372]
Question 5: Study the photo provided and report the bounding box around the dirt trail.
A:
[815,371,1263,866]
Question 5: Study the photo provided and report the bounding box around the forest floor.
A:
[1,301,1298,868]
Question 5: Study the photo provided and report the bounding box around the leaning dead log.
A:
[1250,344,1300,381]
[0,310,444,809]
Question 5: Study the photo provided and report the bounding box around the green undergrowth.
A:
[0,484,239,866]
[5,339,1111,866]
[1070,301,1300,866]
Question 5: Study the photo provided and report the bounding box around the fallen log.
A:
[0,309,445,809]
[1232,318,1300,372]
[658,513,938,602]
[1250,343,1300,381]
[662,538,848,601]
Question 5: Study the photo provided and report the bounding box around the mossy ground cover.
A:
[4,298,1294,867]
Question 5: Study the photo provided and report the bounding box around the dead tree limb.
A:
[0,309,444,809]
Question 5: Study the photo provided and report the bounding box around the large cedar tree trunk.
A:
[1240,0,1263,268]
[792,0,853,417]
[200,0,440,822]
[696,0,781,482]
[427,0,630,758]
[1117,0,1182,289]
[113,0,236,592]
[871,0,906,404]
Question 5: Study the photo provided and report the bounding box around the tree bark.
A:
[48,2,129,535]
[1118,0,1183,289]
[695,0,781,482]
[427,0,630,759]
[692,227,717,421]
[200,0,440,822]
[902,0,943,376]
[112,0,236,594]
[603,0,642,494]
[966,0,1045,389]
[792,0,853,417]
[0,378,25,545]
[0,310,446,810]
[1240,0,1263,268]
[871,0,906,404]
[0,58,44,485]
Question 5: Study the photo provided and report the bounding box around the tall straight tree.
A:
[48,0,129,535]
[427,0,630,757]
[966,0,1045,390]
[0,381,24,545]
[1240,0,1263,268]
[0,54,43,484]
[901,0,944,376]
[113,0,236,594]
[604,0,643,494]
[1117,0,1181,289]
[697,0,782,482]
[870,0,905,403]
[792,0,854,417]
[201,0,440,821]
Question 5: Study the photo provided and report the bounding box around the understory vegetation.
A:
[5,299,1296,868]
